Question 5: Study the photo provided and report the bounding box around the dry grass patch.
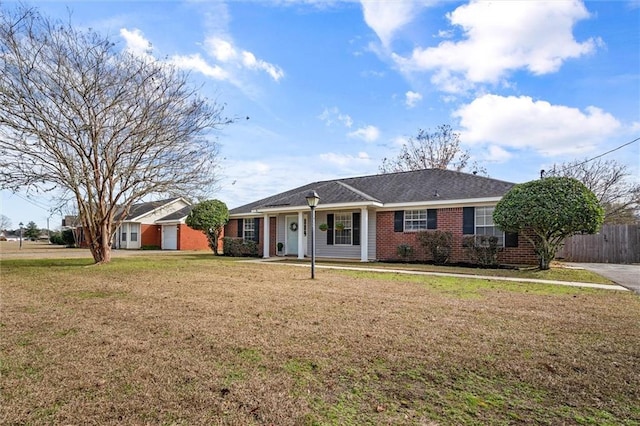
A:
[1,255,638,425]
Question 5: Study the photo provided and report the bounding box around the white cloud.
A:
[360,0,423,47]
[242,51,285,81]
[203,36,285,82]
[120,28,153,58]
[394,1,598,92]
[319,151,371,167]
[319,107,353,128]
[405,91,423,108]
[348,125,380,143]
[391,135,408,147]
[483,145,512,163]
[118,29,283,86]
[207,37,237,62]
[454,94,621,156]
[169,54,228,80]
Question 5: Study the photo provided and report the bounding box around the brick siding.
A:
[140,224,161,247]
[376,209,538,265]
[178,224,212,251]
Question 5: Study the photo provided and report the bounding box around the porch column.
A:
[297,211,305,259]
[360,207,369,262]
[262,214,270,258]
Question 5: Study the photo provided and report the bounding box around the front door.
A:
[285,215,298,255]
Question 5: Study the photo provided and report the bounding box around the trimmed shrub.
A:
[463,235,499,267]
[223,237,259,257]
[50,229,77,247]
[397,243,413,262]
[417,230,453,264]
[49,232,65,245]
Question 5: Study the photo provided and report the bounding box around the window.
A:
[130,231,138,242]
[404,209,437,231]
[475,206,503,246]
[121,230,127,242]
[243,219,255,241]
[334,212,352,245]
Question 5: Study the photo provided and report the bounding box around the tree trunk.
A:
[86,221,113,264]
[535,241,556,270]
[539,256,551,270]
[206,231,219,255]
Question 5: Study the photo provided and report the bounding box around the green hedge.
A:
[222,237,259,257]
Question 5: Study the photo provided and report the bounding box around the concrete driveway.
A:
[572,263,640,294]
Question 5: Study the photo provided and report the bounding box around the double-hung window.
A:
[474,206,503,246]
[334,212,352,245]
[243,219,255,241]
[404,209,437,231]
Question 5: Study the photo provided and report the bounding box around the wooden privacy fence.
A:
[557,224,640,264]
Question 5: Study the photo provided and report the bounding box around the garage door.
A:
[162,225,178,250]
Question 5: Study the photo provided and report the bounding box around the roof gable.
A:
[230,169,514,215]
[122,197,189,221]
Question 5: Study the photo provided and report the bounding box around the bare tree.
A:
[379,124,486,175]
[0,214,11,231]
[547,158,640,224]
[0,6,232,263]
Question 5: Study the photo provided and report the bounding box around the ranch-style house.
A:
[224,169,538,265]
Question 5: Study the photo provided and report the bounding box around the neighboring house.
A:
[225,169,538,265]
[65,198,213,251]
[114,197,210,250]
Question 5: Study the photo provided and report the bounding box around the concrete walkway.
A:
[570,263,640,294]
[247,259,629,292]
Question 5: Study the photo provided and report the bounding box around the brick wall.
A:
[178,224,212,251]
[140,224,161,248]
[225,219,241,239]
[269,217,276,257]
[496,228,538,265]
[376,209,538,265]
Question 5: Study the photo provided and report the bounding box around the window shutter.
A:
[254,218,260,242]
[352,212,361,246]
[238,219,243,238]
[505,231,518,248]
[463,207,475,235]
[394,211,404,232]
[427,209,437,230]
[327,214,334,245]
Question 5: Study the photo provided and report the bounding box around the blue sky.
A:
[1,0,639,230]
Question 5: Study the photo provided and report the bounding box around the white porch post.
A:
[360,207,369,262]
[297,211,305,259]
[262,214,270,258]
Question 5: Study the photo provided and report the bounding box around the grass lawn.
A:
[1,253,638,425]
[283,259,616,285]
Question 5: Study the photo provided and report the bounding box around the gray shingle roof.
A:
[121,197,182,220]
[157,205,193,222]
[230,169,515,215]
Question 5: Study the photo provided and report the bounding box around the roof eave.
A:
[379,196,504,210]
[232,200,384,216]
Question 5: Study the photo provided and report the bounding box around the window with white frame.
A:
[405,209,427,231]
[130,231,138,242]
[475,206,503,245]
[334,212,352,245]
[243,219,255,241]
[404,209,437,231]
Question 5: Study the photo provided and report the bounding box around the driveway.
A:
[572,263,640,294]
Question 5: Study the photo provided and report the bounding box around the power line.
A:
[11,192,52,212]
[559,136,640,172]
